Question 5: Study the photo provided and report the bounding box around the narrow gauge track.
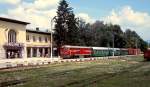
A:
[58,62,147,87]
[0,57,147,87]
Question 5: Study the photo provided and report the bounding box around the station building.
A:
[26,29,51,58]
[0,17,52,59]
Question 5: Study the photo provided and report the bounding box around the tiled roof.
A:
[26,29,51,35]
[0,17,30,25]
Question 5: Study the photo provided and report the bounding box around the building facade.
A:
[0,17,52,59]
[26,29,51,58]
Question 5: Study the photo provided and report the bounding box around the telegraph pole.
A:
[112,33,115,56]
[50,19,53,59]
[136,38,138,55]
[50,16,57,59]
[147,40,150,49]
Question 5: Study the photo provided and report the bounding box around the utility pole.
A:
[148,41,149,48]
[50,18,53,59]
[147,40,150,49]
[112,33,115,56]
[107,43,110,59]
[50,16,57,59]
[147,41,149,48]
[136,38,138,55]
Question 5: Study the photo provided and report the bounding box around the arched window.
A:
[8,30,16,43]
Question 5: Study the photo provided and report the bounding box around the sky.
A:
[0,0,150,41]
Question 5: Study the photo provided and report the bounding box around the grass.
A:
[0,56,150,87]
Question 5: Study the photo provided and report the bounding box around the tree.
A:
[91,21,105,46]
[139,39,148,52]
[112,25,126,48]
[66,12,80,45]
[54,0,80,55]
[79,23,93,46]
[54,0,69,45]
[124,29,148,51]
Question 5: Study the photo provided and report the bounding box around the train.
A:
[144,49,150,60]
[60,45,141,58]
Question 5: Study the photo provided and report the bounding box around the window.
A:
[27,47,31,57]
[39,48,43,57]
[33,48,37,57]
[8,30,16,43]
[45,37,48,42]
[26,35,30,41]
[45,48,48,57]
[33,36,36,42]
[39,36,42,42]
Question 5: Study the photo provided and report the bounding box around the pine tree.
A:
[54,0,69,45]
[66,12,80,45]
[54,0,79,55]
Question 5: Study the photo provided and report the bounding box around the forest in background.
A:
[54,0,147,52]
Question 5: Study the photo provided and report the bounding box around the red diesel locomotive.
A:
[60,45,92,58]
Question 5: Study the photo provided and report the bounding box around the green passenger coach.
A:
[91,47,129,57]
[113,48,121,56]
[120,49,128,55]
[92,47,113,57]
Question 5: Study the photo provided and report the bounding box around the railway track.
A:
[59,62,147,87]
[0,56,148,87]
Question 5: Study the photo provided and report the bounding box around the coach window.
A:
[8,30,16,43]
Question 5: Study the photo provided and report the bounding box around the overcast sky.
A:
[0,0,150,41]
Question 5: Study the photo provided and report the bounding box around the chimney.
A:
[36,27,39,31]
